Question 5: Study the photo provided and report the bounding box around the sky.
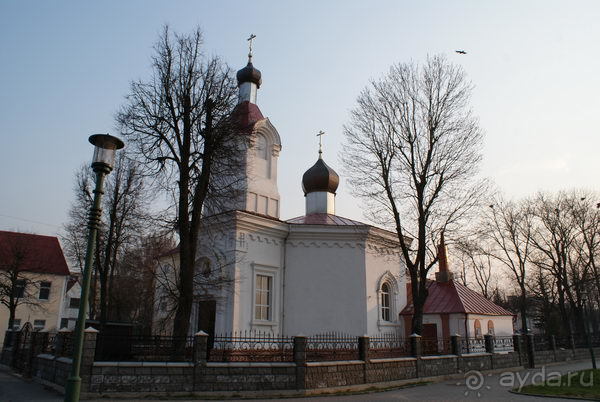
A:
[1,1,599,237]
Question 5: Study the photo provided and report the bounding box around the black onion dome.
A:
[236,62,262,88]
[302,158,340,195]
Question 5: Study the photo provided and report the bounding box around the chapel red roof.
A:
[232,101,264,133]
[0,231,70,276]
[286,213,366,226]
[400,280,513,316]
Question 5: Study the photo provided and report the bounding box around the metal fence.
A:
[369,333,410,358]
[422,337,452,355]
[306,332,360,361]
[95,334,194,362]
[493,336,514,352]
[461,337,486,354]
[208,331,293,362]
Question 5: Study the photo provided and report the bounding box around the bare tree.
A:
[116,26,240,339]
[342,55,487,335]
[62,153,149,328]
[530,190,600,334]
[454,238,496,298]
[481,197,535,333]
[0,234,45,331]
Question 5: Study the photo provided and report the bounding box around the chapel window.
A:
[487,320,495,335]
[381,282,391,321]
[474,319,482,338]
[255,274,272,321]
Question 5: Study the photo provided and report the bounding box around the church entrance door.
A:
[422,323,438,354]
[197,300,216,349]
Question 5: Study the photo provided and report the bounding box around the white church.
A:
[153,52,513,340]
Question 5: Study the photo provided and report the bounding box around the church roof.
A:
[0,231,70,276]
[400,280,513,316]
[232,101,264,133]
[236,61,262,88]
[286,213,365,226]
[301,158,340,195]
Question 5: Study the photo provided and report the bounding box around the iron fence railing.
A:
[533,335,552,351]
[461,337,486,354]
[493,336,514,352]
[306,332,360,361]
[369,334,410,358]
[208,331,293,362]
[95,334,194,362]
[422,337,452,355]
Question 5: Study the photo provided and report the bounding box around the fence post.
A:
[79,327,99,393]
[293,335,307,364]
[569,334,576,353]
[451,334,462,356]
[484,334,495,354]
[358,336,370,362]
[525,333,535,368]
[194,331,208,365]
[410,333,422,357]
[293,335,307,390]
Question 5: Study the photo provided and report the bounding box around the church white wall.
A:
[283,232,367,336]
[231,227,286,334]
[364,245,405,335]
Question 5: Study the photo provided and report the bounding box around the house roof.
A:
[400,280,513,316]
[286,213,366,226]
[0,231,70,276]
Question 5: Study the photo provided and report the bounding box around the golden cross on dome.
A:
[317,130,325,158]
[247,34,256,62]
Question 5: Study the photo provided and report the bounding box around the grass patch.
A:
[518,369,600,400]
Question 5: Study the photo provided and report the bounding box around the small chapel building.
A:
[400,234,514,343]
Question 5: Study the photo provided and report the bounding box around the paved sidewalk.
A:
[0,367,61,402]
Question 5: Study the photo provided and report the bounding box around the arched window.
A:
[474,319,482,338]
[381,282,391,321]
[256,135,268,159]
[487,320,495,335]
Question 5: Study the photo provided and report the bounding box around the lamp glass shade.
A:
[89,134,125,168]
[92,146,117,167]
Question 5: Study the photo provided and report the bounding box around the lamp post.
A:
[64,134,124,402]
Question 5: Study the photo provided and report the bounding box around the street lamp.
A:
[64,134,124,402]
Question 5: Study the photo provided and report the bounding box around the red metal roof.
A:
[286,213,366,226]
[232,101,264,133]
[0,231,70,276]
[400,280,513,316]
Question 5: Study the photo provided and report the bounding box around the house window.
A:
[11,319,21,331]
[254,274,272,321]
[39,281,51,300]
[69,298,80,309]
[60,318,69,329]
[474,319,482,338]
[15,280,25,299]
[33,320,45,331]
[487,320,495,335]
[381,282,391,321]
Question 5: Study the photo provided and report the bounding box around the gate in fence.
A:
[12,322,33,375]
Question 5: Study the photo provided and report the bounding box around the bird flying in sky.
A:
[455,50,467,54]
